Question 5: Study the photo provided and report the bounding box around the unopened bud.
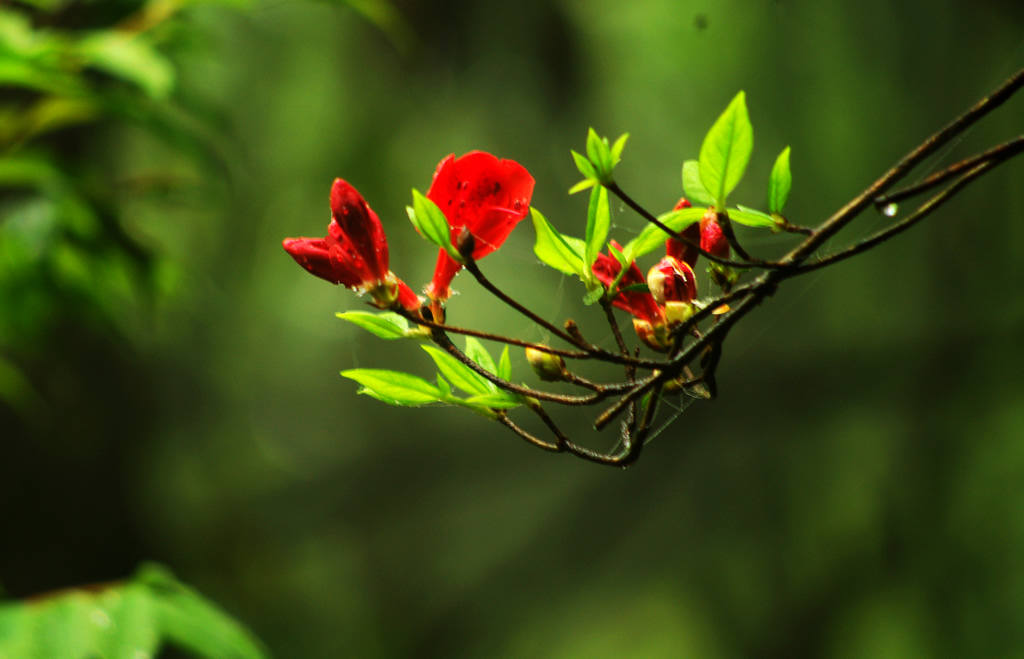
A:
[647,256,697,306]
[525,346,566,381]
[700,210,730,258]
[632,318,670,352]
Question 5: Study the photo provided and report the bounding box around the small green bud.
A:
[525,346,566,381]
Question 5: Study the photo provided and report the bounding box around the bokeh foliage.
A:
[2,0,1023,657]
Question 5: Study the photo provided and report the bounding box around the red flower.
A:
[591,241,662,324]
[425,151,535,301]
[283,178,421,312]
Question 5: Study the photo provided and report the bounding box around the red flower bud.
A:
[592,241,662,323]
[283,179,421,312]
[666,197,701,269]
[646,256,697,306]
[700,208,730,258]
[425,151,535,301]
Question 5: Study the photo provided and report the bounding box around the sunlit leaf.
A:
[699,91,753,208]
[622,207,705,259]
[77,31,175,99]
[531,208,586,277]
[336,311,410,339]
[408,189,457,258]
[681,160,715,206]
[731,206,777,229]
[584,185,610,270]
[341,369,443,405]
[768,146,792,214]
[421,345,492,396]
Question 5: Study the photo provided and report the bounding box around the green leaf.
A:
[137,564,266,659]
[341,369,443,405]
[408,189,458,259]
[768,146,792,214]
[570,150,597,180]
[463,337,498,391]
[77,31,175,99]
[531,208,586,277]
[584,185,610,269]
[610,133,629,165]
[463,392,522,410]
[497,345,511,380]
[0,564,266,659]
[681,160,716,206]
[585,127,610,175]
[336,311,410,339]
[421,345,492,396]
[699,91,753,208]
[622,207,705,259]
[436,374,452,399]
[731,206,777,229]
[568,178,597,195]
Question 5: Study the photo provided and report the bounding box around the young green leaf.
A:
[610,133,629,165]
[768,146,792,214]
[621,206,705,259]
[341,369,443,406]
[531,208,587,277]
[336,311,410,339]
[463,337,498,391]
[463,392,522,410]
[568,178,597,195]
[436,374,452,399]
[497,345,511,380]
[584,185,610,269]
[730,206,777,229]
[408,189,458,259]
[571,150,597,180]
[681,160,716,206]
[699,91,753,208]
[421,345,492,396]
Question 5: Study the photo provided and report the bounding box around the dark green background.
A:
[4,0,1024,656]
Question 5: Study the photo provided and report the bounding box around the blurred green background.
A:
[3,0,1023,656]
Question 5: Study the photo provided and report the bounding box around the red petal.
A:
[329,178,389,283]
[283,236,363,287]
[427,151,535,258]
[426,249,462,301]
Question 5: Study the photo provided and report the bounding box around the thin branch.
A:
[792,159,998,274]
[430,328,614,405]
[606,182,789,269]
[495,413,562,452]
[786,67,1024,265]
[873,136,1024,207]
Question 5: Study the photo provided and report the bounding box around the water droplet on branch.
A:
[882,203,898,217]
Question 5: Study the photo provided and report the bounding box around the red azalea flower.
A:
[283,178,421,312]
[425,151,535,301]
[591,241,662,323]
